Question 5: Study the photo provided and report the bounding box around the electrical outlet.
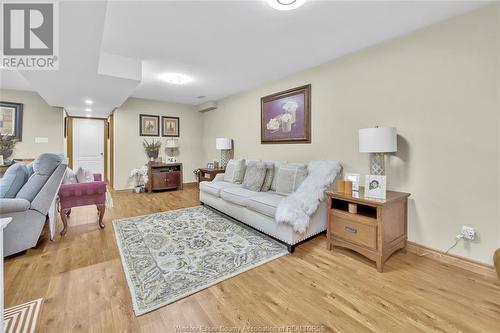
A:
[461,226,475,240]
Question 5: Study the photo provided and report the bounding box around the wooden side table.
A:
[325,189,410,272]
[197,168,225,186]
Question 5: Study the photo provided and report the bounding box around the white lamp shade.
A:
[359,127,397,153]
[216,138,232,150]
[165,139,179,148]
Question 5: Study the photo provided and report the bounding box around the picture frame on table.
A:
[364,175,387,199]
[207,162,214,169]
[344,173,360,191]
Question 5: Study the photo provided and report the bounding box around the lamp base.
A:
[220,150,231,169]
[370,153,385,175]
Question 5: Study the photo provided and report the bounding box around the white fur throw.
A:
[275,160,342,233]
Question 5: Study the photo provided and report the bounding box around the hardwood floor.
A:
[5,186,500,333]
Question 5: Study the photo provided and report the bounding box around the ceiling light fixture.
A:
[84,99,93,105]
[85,108,92,112]
[158,73,192,85]
[266,0,306,11]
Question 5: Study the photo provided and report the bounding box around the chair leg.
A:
[66,209,71,217]
[60,208,70,236]
[97,204,105,229]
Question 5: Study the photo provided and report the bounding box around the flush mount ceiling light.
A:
[267,0,306,11]
[158,73,192,85]
[85,108,92,112]
[84,99,93,105]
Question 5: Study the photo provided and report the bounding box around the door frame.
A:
[66,116,109,182]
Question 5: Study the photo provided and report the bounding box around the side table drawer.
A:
[331,214,377,250]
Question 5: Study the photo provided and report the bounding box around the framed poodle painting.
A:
[261,84,311,144]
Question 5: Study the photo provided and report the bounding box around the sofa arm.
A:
[213,173,225,182]
[59,181,107,198]
[0,198,30,214]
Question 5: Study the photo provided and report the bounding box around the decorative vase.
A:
[146,149,159,160]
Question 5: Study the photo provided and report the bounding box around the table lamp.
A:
[216,138,232,169]
[165,139,179,163]
[359,127,397,175]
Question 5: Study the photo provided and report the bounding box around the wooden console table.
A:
[325,189,410,272]
[196,168,225,186]
[147,162,183,192]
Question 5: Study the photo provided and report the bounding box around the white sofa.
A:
[199,160,333,252]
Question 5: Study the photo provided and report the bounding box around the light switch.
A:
[35,137,49,143]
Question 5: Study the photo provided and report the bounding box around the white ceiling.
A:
[0,0,492,117]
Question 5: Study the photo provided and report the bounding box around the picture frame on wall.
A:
[261,84,311,144]
[162,116,180,137]
[139,114,160,136]
[0,101,23,141]
[364,175,387,200]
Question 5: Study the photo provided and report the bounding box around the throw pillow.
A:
[76,167,94,183]
[0,163,29,198]
[275,163,308,195]
[224,159,246,183]
[260,163,274,192]
[270,162,286,191]
[242,161,267,191]
[63,168,78,184]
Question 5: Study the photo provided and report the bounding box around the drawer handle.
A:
[344,226,357,234]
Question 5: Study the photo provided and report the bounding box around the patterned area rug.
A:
[113,206,288,316]
[4,298,43,333]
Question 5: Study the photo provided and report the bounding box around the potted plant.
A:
[130,166,148,193]
[0,135,17,165]
[143,139,161,160]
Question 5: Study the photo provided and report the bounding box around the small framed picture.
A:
[162,116,180,137]
[213,161,219,169]
[344,173,360,191]
[207,162,214,169]
[364,175,387,199]
[166,157,176,163]
[140,114,160,136]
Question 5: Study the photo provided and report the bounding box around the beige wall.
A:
[114,97,203,190]
[0,89,64,159]
[202,5,500,265]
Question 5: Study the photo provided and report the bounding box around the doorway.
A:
[72,118,106,176]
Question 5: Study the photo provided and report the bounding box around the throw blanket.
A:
[275,160,342,233]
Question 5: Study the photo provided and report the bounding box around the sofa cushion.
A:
[0,198,30,214]
[220,187,256,206]
[16,153,63,202]
[242,161,266,191]
[0,163,29,198]
[275,163,308,195]
[246,192,285,218]
[261,163,274,192]
[224,159,246,183]
[199,181,241,197]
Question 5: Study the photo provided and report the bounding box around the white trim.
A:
[112,208,288,316]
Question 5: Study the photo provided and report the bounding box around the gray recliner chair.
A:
[1,153,67,256]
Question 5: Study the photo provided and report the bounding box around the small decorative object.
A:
[142,138,161,160]
[165,139,179,163]
[364,175,387,199]
[0,134,17,162]
[207,162,214,169]
[344,181,353,195]
[344,173,360,191]
[261,85,311,144]
[140,114,160,136]
[162,116,180,137]
[213,161,219,169]
[348,203,358,214]
[359,127,397,175]
[337,180,345,193]
[0,101,23,141]
[130,166,148,193]
[216,138,232,169]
